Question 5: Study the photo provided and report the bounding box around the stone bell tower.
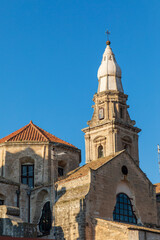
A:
[82,40,141,165]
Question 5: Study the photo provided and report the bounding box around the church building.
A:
[0,39,160,240]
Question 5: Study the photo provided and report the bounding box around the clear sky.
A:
[0,0,160,183]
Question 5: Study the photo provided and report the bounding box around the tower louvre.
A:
[82,41,141,164]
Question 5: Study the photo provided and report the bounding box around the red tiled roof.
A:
[0,121,76,148]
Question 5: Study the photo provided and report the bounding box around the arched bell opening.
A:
[98,145,104,158]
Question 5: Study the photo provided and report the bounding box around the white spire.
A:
[97,41,123,93]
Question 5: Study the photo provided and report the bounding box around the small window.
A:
[121,166,128,175]
[21,165,34,188]
[99,108,104,120]
[98,145,103,158]
[58,167,64,177]
[113,193,137,224]
[0,200,4,205]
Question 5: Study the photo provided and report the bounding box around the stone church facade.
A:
[0,40,160,240]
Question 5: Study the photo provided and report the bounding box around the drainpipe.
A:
[27,189,31,223]
[53,183,58,238]
[16,188,20,208]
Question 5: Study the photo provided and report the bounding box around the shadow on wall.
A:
[55,187,66,203]
[0,148,88,239]
[54,226,65,240]
[76,199,86,240]
[55,192,88,240]
[0,147,53,238]
[54,187,66,240]
[4,148,46,185]
[1,148,52,223]
[0,215,37,238]
[32,189,50,224]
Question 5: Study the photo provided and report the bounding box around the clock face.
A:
[99,108,104,120]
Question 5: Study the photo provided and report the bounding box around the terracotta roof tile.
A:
[154,183,160,194]
[0,121,77,148]
[57,151,124,184]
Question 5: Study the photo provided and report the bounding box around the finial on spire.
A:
[30,120,33,124]
[105,29,111,45]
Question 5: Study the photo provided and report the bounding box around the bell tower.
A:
[82,40,141,165]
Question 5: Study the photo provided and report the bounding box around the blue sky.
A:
[0,0,160,183]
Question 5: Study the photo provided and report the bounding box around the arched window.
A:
[113,193,137,224]
[39,201,52,235]
[98,145,103,158]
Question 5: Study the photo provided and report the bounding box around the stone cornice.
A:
[0,141,50,147]
[82,120,141,134]
[93,90,128,100]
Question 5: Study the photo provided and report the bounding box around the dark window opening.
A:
[156,194,160,202]
[99,108,104,120]
[39,201,52,235]
[121,166,128,175]
[21,165,34,188]
[120,107,123,119]
[0,200,4,205]
[123,143,131,155]
[113,193,137,224]
[58,167,64,177]
[124,144,128,149]
[98,145,103,158]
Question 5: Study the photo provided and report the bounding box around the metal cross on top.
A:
[105,30,110,41]
[105,30,111,45]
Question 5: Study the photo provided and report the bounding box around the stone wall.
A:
[86,151,158,235]
[55,173,90,240]
[0,205,37,238]
[0,141,81,228]
[94,218,129,240]
[157,202,160,226]
[53,151,159,239]
[82,91,140,164]
[0,143,50,185]
[94,219,160,240]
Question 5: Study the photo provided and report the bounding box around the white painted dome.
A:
[97,41,123,93]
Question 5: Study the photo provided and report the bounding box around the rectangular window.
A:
[99,108,104,120]
[0,200,4,205]
[21,165,34,188]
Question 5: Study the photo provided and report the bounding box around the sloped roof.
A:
[0,121,76,148]
[96,218,160,234]
[57,150,124,184]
